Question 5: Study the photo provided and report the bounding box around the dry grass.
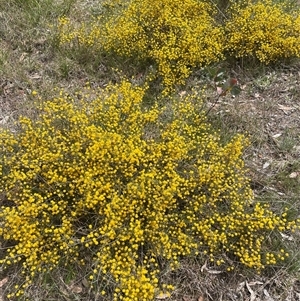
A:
[1,0,300,300]
[198,63,300,300]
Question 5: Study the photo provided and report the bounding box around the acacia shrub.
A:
[57,0,300,79]
[225,0,300,63]
[0,81,298,300]
[58,0,224,93]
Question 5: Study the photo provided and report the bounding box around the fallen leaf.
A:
[280,232,294,241]
[81,278,89,288]
[207,269,222,274]
[216,86,223,95]
[0,277,8,288]
[69,284,82,294]
[272,133,282,138]
[263,162,271,169]
[179,91,187,97]
[289,172,299,178]
[29,73,41,80]
[278,104,294,111]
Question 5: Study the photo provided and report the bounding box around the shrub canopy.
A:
[0,82,297,299]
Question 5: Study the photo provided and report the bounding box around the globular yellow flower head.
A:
[225,0,300,63]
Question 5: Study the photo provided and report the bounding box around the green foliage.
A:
[11,0,74,26]
[0,81,298,299]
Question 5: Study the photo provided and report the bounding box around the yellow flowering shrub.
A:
[57,15,103,50]
[0,81,298,299]
[225,0,300,63]
[58,0,224,92]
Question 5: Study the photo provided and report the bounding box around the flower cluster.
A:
[0,81,298,299]
[225,0,300,63]
[58,0,224,93]
[57,0,300,83]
